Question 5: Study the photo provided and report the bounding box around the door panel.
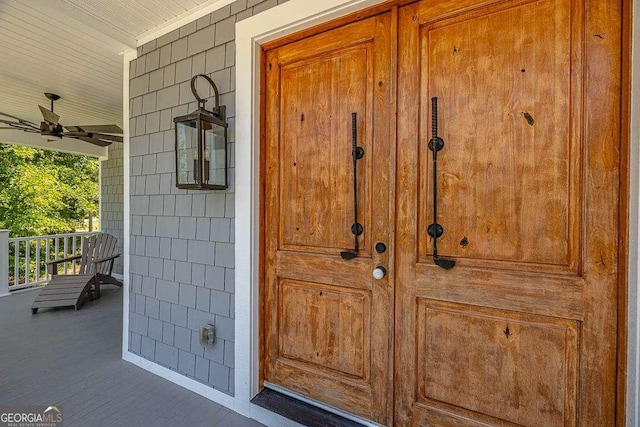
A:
[279,46,372,256]
[278,279,370,379]
[263,13,393,424]
[396,0,620,426]
[416,300,579,427]
[417,0,578,272]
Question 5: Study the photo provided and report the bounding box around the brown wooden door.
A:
[263,13,394,425]
[395,0,621,426]
[264,0,622,425]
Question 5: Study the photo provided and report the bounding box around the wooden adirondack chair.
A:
[31,233,121,314]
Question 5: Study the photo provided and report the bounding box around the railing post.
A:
[0,230,10,297]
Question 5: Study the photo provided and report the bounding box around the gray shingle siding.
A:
[101,143,124,275]
[128,0,289,396]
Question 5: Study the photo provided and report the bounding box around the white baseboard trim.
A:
[123,351,235,408]
[122,351,309,426]
[0,292,10,298]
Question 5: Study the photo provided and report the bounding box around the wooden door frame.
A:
[234,0,632,423]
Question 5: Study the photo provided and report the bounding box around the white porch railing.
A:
[1,231,100,292]
[0,230,9,297]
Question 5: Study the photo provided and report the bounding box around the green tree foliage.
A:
[0,143,99,236]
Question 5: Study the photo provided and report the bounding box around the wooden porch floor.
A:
[0,286,263,427]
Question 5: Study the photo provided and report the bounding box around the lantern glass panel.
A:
[202,121,226,186]
[176,120,199,185]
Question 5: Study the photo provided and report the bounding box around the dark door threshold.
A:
[251,388,367,427]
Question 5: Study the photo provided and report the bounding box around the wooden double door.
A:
[263,0,623,425]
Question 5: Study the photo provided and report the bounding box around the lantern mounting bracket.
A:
[190,74,226,122]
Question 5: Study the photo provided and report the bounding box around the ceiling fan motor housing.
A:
[40,121,64,136]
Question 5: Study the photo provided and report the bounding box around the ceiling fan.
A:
[0,93,123,147]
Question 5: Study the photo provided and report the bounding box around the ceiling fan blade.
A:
[67,135,112,147]
[0,112,39,128]
[94,133,123,143]
[0,119,38,130]
[38,105,60,125]
[0,127,40,133]
[65,131,123,143]
[0,119,22,126]
[0,111,24,121]
[65,124,122,134]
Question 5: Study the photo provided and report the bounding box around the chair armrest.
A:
[91,253,120,265]
[46,255,82,266]
[46,254,82,275]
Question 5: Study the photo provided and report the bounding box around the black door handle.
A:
[341,112,364,260]
[428,97,455,270]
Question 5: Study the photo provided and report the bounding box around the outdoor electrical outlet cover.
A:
[200,324,215,348]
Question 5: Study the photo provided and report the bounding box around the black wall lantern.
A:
[174,74,228,190]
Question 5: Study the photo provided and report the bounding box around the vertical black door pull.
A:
[341,113,364,260]
[428,97,455,270]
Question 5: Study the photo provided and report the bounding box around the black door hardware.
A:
[428,97,455,270]
[375,242,387,254]
[341,113,364,260]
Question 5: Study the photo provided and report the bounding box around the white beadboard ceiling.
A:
[0,0,226,153]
